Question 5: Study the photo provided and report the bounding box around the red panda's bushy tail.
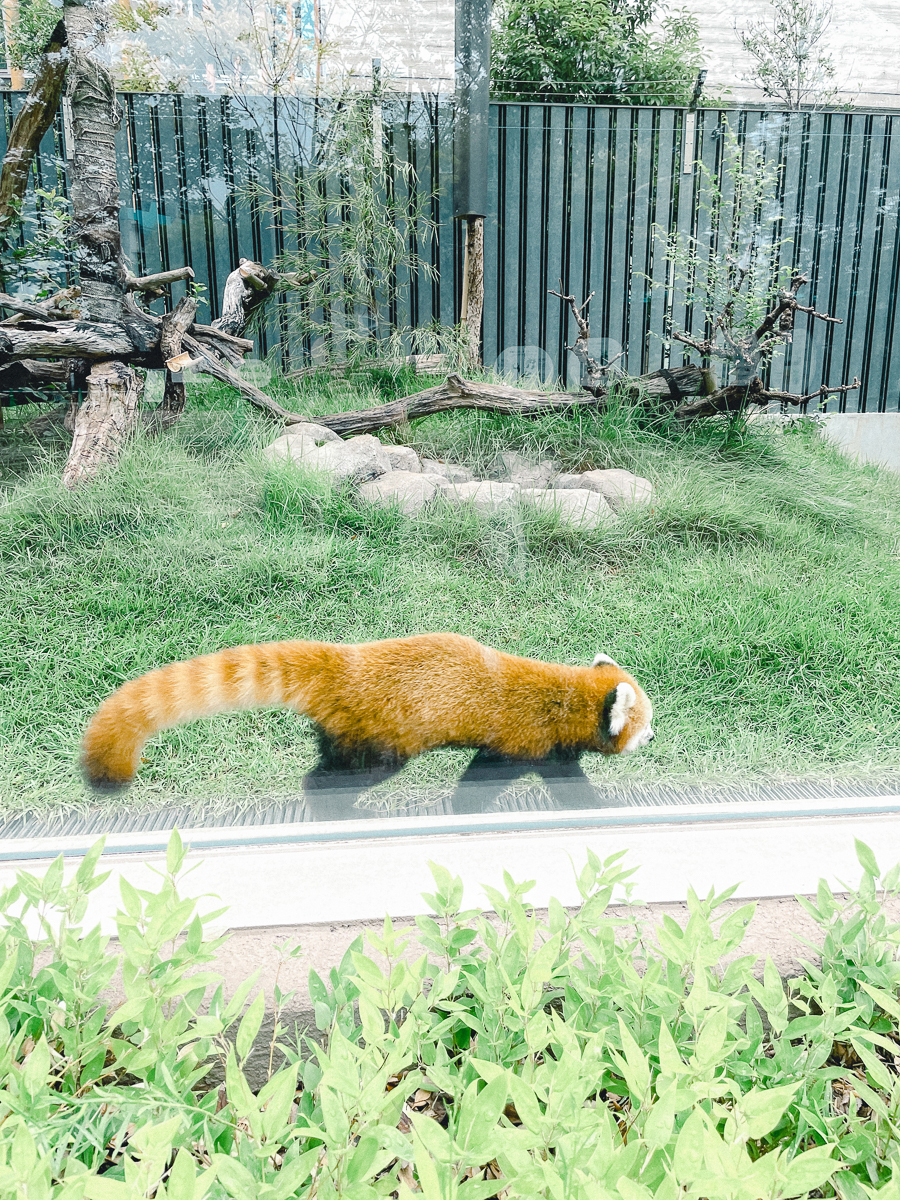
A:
[81,641,322,792]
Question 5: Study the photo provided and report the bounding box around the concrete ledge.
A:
[1,797,897,931]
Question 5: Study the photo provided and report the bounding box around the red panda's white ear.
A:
[592,652,619,667]
[605,682,636,737]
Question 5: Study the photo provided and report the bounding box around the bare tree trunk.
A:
[64,3,125,323]
[61,360,143,489]
[61,0,136,487]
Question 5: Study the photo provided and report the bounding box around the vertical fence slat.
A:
[542,104,567,382]
[517,105,544,373]
[869,116,900,411]
[801,113,842,407]
[844,115,884,410]
[586,107,611,357]
[561,106,590,387]
[606,109,631,367]
[126,95,164,278]
[823,115,865,410]
[627,107,655,375]
[483,100,501,370]
[117,94,143,279]
[775,113,810,395]
[669,105,698,368]
[647,108,677,372]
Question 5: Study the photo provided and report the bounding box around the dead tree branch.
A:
[0,320,134,359]
[157,294,197,424]
[300,366,710,437]
[0,20,69,237]
[548,285,619,394]
[178,331,304,423]
[125,266,195,294]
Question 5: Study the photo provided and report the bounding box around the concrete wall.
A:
[822,413,900,474]
[680,0,900,108]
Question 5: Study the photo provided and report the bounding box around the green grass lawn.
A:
[2,367,900,818]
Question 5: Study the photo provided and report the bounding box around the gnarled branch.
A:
[0,20,69,237]
[298,366,711,437]
[125,266,195,293]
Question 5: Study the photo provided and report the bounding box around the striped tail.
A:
[81,641,314,793]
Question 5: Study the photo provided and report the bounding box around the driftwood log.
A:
[292,365,714,437]
[60,360,144,489]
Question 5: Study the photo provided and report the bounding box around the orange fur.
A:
[81,633,653,792]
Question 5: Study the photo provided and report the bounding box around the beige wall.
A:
[687,0,900,108]
[320,0,455,92]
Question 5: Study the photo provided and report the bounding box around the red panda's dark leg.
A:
[532,752,603,811]
[449,749,533,816]
[302,726,407,820]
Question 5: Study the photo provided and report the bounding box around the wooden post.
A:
[463,215,484,367]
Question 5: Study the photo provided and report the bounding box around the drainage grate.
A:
[1,775,898,841]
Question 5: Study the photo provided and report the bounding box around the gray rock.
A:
[358,470,437,515]
[313,435,392,484]
[267,431,391,485]
[420,459,475,484]
[385,445,422,473]
[262,435,317,464]
[278,421,341,445]
[552,468,653,511]
[440,480,521,514]
[263,421,342,465]
[421,472,455,492]
[493,451,558,487]
[520,487,616,530]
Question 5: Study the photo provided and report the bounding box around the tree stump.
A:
[61,361,143,489]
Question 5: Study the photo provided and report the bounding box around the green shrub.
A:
[2,835,900,1196]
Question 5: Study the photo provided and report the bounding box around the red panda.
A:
[81,632,654,794]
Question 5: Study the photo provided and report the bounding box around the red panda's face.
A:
[593,654,654,755]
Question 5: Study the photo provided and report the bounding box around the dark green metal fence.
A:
[3,91,899,411]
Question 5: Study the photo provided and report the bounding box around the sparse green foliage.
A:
[738,0,839,110]
[3,0,57,72]
[491,0,703,105]
[648,118,858,413]
[3,838,900,1194]
[0,186,74,299]
[651,118,792,388]
[267,85,441,363]
[114,42,186,93]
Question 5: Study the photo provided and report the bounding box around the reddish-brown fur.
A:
[81,633,653,792]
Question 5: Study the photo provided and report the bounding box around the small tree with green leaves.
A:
[491,0,703,105]
[256,83,450,367]
[738,0,839,111]
[648,119,858,417]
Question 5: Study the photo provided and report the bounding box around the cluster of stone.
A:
[263,427,653,530]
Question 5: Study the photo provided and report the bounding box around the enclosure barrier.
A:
[2,92,899,412]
